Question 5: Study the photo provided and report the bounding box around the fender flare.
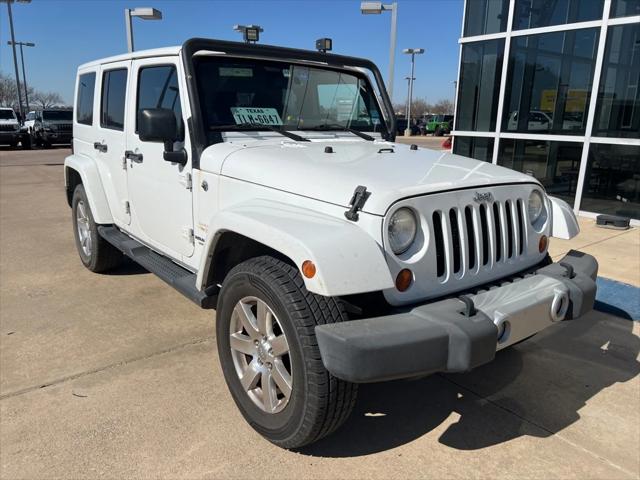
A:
[64,153,113,225]
[196,199,394,297]
[549,195,579,240]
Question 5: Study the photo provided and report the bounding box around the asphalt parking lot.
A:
[1,146,639,479]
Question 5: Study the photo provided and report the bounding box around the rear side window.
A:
[100,69,128,130]
[76,72,96,126]
[136,65,183,137]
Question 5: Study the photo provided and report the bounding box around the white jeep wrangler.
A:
[65,38,598,449]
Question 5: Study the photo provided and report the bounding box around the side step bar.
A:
[98,226,217,309]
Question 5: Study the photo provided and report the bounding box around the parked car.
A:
[395,117,420,136]
[27,108,73,147]
[507,110,552,131]
[0,107,21,147]
[65,38,597,450]
[421,114,454,136]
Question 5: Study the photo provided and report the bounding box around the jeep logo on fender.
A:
[473,192,494,203]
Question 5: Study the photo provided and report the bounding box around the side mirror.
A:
[138,108,187,165]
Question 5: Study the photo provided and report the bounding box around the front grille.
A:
[55,123,72,132]
[432,197,527,280]
[0,124,17,132]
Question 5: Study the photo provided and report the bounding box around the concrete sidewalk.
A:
[1,147,638,479]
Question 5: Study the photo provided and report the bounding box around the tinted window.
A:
[100,69,127,130]
[456,39,504,131]
[27,112,35,121]
[502,28,599,134]
[580,144,640,219]
[514,0,604,30]
[76,72,96,126]
[136,65,183,137]
[0,110,16,120]
[43,110,72,121]
[611,0,640,17]
[464,0,509,37]
[498,139,582,206]
[593,24,640,138]
[453,136,494,162]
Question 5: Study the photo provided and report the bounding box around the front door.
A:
[125,57,194,260]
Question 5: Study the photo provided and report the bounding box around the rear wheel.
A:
[435,126,443,136]
[72,184,122,272]
[216,256,357,449]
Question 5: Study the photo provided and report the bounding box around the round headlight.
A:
[388,208,417,255]
[528,190,545,224]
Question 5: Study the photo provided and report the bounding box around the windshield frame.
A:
[181,38,396,169]
[0,109,17,120]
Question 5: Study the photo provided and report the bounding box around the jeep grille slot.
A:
[493,202,502,262]
[505,200,514,258]
[464,206,476,270]
[433,211,445,277]
[479,204,489,266]
[449,209,462,274]
[516,199,525,255]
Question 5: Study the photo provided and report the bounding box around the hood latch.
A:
[344,185,371,222]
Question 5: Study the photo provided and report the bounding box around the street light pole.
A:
[404,76,414,122]
[124,7,162,53]
[5,1,24,120]
[360,2,398,102]
[8,41,35,112]
[403,48,424,137]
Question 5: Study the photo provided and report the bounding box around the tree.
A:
[0,72,20,108]
[32,91,64,109]
[432,99,455,115]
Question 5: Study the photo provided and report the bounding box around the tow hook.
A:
[550,286,570,322]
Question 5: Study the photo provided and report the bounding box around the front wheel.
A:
[216,256,357,449]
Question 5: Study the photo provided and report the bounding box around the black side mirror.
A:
[138,108,187,165]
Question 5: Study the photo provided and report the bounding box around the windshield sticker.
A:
[219,67,253,77]
[231,107,283,126]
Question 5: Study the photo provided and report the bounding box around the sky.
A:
[0,0,463,106]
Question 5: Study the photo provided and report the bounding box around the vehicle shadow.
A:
[300,309,639,458]
[104,257,150,276]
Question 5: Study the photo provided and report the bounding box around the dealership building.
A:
[452,0,640,223]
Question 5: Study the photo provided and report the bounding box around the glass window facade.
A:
[502,28,599,135]
[610,0,640,17]
[456,40,505,131]
[581,144,640,219]
[464,0,510,37]
[513,0,604,30]
[593,24,640,138]
[453,136,495,162]
[498,140,583,206]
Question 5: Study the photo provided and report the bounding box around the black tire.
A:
[71,184,122,272]
[8,141,18,148]
[435,126,443,136]
[216,256,357,449]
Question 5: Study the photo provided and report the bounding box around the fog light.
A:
[538,235,548,253]
[302,260,316,279]
[395,269,413,292]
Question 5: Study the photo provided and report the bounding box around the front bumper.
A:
[0,131,20,143]
[315,250,598,383]
[41,131,72,144]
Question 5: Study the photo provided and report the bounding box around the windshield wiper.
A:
[305,124,375,141]
[209,123,309,142]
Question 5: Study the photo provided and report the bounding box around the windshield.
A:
[0,110,16,120]
[43,110,72,121]
[194,56,386,143]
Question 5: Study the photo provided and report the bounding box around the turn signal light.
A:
[539,235,548,253]
[302,260,316,279]
[395,269,413,292]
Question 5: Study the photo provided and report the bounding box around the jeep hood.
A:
[203,140,539,215]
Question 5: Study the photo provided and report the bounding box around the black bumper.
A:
[41,131,72,144]
[315,251,598,383]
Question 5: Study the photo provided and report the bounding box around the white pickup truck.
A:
[65,38,598,449]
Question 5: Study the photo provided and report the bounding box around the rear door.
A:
[95,61,131,226]
[125,56,194,259]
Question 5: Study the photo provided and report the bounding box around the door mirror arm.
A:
[163,143,187,165]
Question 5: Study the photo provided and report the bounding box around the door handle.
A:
[125,150,143,163]
[93,142,108,153]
